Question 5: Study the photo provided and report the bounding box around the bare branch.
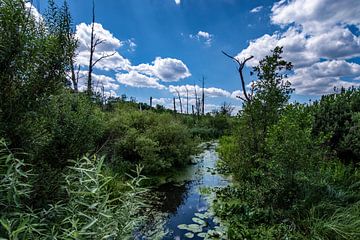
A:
[92,52,116,67]
[94,38,106,48]
[222,51,254,102]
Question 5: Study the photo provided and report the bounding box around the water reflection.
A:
[139,142,228,240]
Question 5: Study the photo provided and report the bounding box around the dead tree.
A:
[175,89,183,113]
[150,96,153,108]
[223,51,258,152]
[194,84,200,116]
[173,97,177,113]
[70,63,80,92]
[222,51,254,102]
[201,76,205,115]
[185,86,189,114]
[87,0,115,95]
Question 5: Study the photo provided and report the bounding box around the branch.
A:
[222,51,254,102]
[92,52,116,67]
[94,38,106,48]
[236,95,247,102]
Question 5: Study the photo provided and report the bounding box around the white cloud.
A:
[116,71,166,90]
[189,31,214,46]
[236,0,360,95]
[290,60,360,95]
[76,71,119,97]
[250,6,263,13]
[132,57,191,82]
[74,23,193,92]
[152,98,172,106]
[271,0,360,33]
[169,84,231,98]
[175,0,181,5]
[75,23,131,71]
[25,2,43,23]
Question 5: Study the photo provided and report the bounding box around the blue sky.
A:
[32,0,360,112]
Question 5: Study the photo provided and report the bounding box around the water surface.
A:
[141,142,228,239]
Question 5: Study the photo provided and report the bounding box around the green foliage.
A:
[105,105,199,175]
[313,87,360,163]
[216,47,360,239]
[32,92,105,167]
[0,0,74,148]
[0,138,147,239]
[59,156,147,239]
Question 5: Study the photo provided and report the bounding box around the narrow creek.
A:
[139,141,229,239]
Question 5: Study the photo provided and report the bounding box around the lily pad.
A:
[187,224,203,233]
[192,217,206,225]
[197,232,207,238]
[194,213,207,219]
[177,224,188,230]
[184,232,194,238]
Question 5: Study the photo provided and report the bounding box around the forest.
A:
[1,0,359,239]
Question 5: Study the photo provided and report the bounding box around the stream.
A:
[139,141,229,240]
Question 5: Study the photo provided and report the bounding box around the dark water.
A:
[139,142,228,239]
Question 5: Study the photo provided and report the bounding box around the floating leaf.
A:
[194,213,207,219]
[177,224,188,230]
[184,232,194,238]
[197,232,207,238]
[192,217,206,225]
[187,224,203,233]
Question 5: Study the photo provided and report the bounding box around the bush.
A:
[105,105,199,175]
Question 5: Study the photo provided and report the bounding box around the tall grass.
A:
[0,138,147,239]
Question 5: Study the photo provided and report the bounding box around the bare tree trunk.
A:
[202,76,205,115]
[87,1,96,96]
[186,87,189,114]
[173,97,176,113]
[150,96,153,108]
[194,84,199,116]
[176,89,183,113]
[70,59,78,92]
[192,105,195,115]
[87,0,115,96]
[222,51,253,102]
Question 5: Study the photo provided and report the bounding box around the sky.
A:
[31,0,360,113]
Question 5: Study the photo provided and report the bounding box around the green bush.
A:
[105,106,198,175]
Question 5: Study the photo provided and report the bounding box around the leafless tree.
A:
[194,84,200,116]
[175,89,183,113]
[173,97,177,113]
[201,76,205,115]
[185,86,189,114]
[222,51,254,102]
[87,0,116,95]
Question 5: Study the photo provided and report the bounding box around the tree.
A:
[223,46,293,180]
[87,0,115,95]
[222,51,254,102]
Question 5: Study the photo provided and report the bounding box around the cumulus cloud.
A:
[25,2,43,23]
[76,71,119,97]
[74,23,191,91]
[290,60,360,95]
[250,6,263,13]
[116,71,166,90]
[236,0,360,95]
[75,23,131,71]
[132,57,191,82]
[169,84,231,98]
[189,31,214,46]
[271,0,360,33]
